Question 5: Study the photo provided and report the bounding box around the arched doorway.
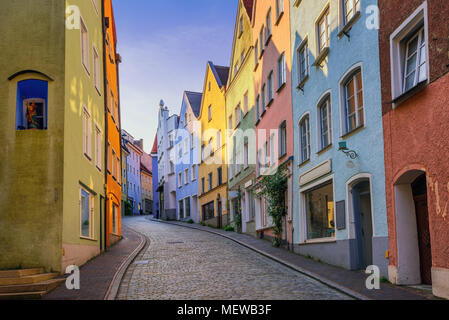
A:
[350,179,374,270]
[394,170,432,285]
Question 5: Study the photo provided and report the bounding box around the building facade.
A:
[157,101,179,220]
[141,163,153,215]
[151,135,160,218]
[290,0,389,276]
[198,62,230,228]
[0,0,106,272]
[121,142,130,216]
[379,0,449,298]
[104,0,122,246]
[226,0,257,235]
[175,92,202,222]
[122,131,143,215]
[252,0,294,246]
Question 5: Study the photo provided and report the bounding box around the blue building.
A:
[122,130,143,215]
[151,135,160,219]
[175,92,202,222]
[290,0,388,276]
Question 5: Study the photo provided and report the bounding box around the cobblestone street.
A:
[117,217,352,300]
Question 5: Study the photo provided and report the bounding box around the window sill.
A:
[95,86,102,96]
[341,125,365,140]
[276,82,286,93]
[275,12,284,26]
[297,75,309,91]
[266,98,274,108]
[80,236,97,242]
[265,34,272,47]
[84,154,92,162]
[278,153,287,161]
[391,80,428,108]
[313,47,330,67]
[254,62,260,72]
[300,237,337,245]
[317,144,332,155]
[338,11,361,39]
[259,49,265,60]
[298,159,310,169]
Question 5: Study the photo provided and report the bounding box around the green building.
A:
[0,0,106,273]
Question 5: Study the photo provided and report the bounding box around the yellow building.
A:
[198,62,229,228]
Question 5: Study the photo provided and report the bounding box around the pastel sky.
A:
[112,0,237,153]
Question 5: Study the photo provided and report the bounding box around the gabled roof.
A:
[242,0,254,20]
[214,65,230,88]
[185,91,202,118]
[151,135,158,154]
[141,163,152,176]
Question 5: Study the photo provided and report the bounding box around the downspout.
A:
[101,0,109,251]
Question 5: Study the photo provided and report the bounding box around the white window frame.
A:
[317,6,330,53]
[265,9,272,43]
[299,113,311,163]
[403,28,427,92]
[80,16,90,75]
[342,0,361,25]
[341,68,364,134]
[267,71,274,103]
[184,169,189,185]
[91,0,99,15]
[83,105,92,160]
[95,125,102,170]
[277,53,286,89]
[93,45,101,94]
[297,39,309,84]
[389,2,429,106]
[80,187,94,240]
[276,0,284,21]
[317,92,333,151]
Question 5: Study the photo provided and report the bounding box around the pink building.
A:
[251,0,294,247]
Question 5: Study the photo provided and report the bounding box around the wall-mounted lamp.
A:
[338,142,358,159]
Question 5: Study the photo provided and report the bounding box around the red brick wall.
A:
[379,0,449,269]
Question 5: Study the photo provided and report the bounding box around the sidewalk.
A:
[44,222,145,300]
[150,218,437,300]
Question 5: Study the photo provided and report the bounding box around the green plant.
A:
[199,221,206,226]
[186,219,194,224]
[257,166,288,247]
[380,277,390,284]
[124,201,133,216]
[223,225,234,232]
[207,224,217,229]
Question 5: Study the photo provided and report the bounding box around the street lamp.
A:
[338,141,358,159]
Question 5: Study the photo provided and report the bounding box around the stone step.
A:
[0,268,44,278]
[0,278,65,294]
[0,291,47,300]
[0,273,59,286]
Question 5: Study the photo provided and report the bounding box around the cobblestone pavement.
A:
[117,217,352,300]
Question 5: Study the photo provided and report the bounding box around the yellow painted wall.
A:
[198,63,229,223]
[62,0,105,271]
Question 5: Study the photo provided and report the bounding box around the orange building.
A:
[104,0,122,246]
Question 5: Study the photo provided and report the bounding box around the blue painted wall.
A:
[152,153,159,218]
[290,0,388,275]
[127,145,142,215]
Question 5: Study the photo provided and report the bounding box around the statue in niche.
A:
[26,101,39,129]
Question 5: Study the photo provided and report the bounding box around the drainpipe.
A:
[102,0,109,251]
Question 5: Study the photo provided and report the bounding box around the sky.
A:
[112,0,237,153]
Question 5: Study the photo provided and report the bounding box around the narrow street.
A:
[117,217,352,300]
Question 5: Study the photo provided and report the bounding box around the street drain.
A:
[134,260,149,265]
[167,241,184,244]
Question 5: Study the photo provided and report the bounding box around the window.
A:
[201,177,205,194]
[83,107,92,160]
[117,158,121,183]
[191,133,195,149]
[184,113,188,127]
[240,51,245,65]
[261,84,266,111]
[208,105,212,121]
[244,141,249,168]
[185,197,191,218]
[179,200,184,219]
[112,149,116,179]
[317,8,330,53]
[343,0,361,25]
[208,173,213,191]
[235,105,241,126]
[178,173,182,188]
[259,26,265,56]
[112,203,118,235]
[300,116,311,163]
[297,42,309,84]
[265,9,272,43]
[267,72,274,103]
[217,167,223,186]
[184,138,189,154]
[256,95,261,121]
[403,28,427,92]
[80,187,94,239]
[277,53,286,89]
[110,91,115,120]
[216,130,222,150]
[95,126,102,170]
[229,115,233,130]
[304,181,335,240]
[91,0,99,14]
[279,121,287,157]
[191,165,197,181]
[269,134,275,167]
[276,0,284,21]
[243,92,249,115]
[184,169,189,185]
[318,97,332,149]
[93,46,100,92]
[255,41,259,66]
[16,80,48,130]
[344,70,364,133]
[239,16,244,37]
[80,17,89,73]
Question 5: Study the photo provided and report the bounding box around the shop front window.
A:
[305,182,335,240]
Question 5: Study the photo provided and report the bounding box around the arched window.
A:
[343,69,364,133]
[16,79,48,130]
[299,115,311,163]
[317,95,332,150]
